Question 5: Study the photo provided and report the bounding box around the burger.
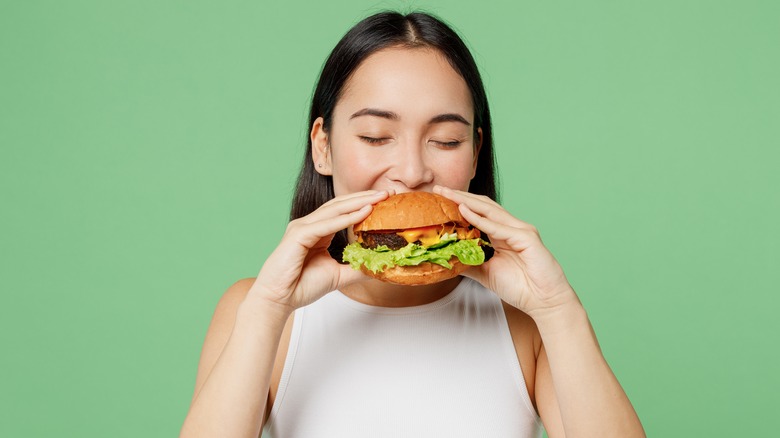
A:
[342,191,489,285]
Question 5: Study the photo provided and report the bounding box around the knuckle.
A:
[286,219,301,232]
[525,225,539,236]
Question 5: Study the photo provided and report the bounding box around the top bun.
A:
[355,191,469,232]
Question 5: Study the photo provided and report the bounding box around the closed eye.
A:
[432,140,463,148]
[359,136,389,145]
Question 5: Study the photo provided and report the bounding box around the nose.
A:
[386,141,435,191]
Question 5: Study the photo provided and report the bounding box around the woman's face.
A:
[311,47,482,197]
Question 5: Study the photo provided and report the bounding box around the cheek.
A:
[432,150,476,189]
[330,146,388,195]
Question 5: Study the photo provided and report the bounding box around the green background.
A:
[1,0,778,436]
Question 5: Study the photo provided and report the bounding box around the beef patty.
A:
[360,232,415,250]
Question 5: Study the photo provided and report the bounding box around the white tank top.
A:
[264,277,543,438]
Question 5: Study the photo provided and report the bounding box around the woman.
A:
[181,11,645,438]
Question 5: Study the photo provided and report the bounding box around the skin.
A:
[180,47,646,438]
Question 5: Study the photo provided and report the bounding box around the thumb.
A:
[336,264,370,290]
[460,264,490,289]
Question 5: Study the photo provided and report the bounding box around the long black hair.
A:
[290,11,498,260]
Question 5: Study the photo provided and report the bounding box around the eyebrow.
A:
[349,108,471,126]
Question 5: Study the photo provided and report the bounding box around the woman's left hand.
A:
[433,185,578,316]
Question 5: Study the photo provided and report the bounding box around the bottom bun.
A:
[360,257,470,286]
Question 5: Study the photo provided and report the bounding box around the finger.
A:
[290,203,375,248]
[434,186,529,230]
[459,204,537,251]
[323,188,396,208]
[335,263,371,290]
[434,186,521,225]
[320,189,386,208]
[312,190,387,217]
[459,263,490,288]
[433,185,501,208]
[302,190,390,224]
[436,186,527,229]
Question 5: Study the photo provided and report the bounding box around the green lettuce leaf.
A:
[342,238,487,274]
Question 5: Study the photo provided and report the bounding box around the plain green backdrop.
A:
[1,0,778,436]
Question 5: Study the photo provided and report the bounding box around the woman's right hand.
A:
[246,190,392,314]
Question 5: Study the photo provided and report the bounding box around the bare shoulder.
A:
[501,301,543,412]
[222,277,257,304]
[210,277,258,332]
[190,277,295,425]
[190,278,257,402]
[201,278,257,341]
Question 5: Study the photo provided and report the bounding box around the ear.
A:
[471,127,483,180]
[311,116,332,176]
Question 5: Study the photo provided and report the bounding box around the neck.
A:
[340,276,463,308]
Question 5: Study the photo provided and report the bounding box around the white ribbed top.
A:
[264,278,543,438]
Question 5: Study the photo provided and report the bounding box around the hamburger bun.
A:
[360,256,470,285]
[355,191,469,232]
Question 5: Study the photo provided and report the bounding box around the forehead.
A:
[336,47,474,122]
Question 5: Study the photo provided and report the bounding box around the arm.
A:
[533,297,644,437]
[180,282,291,438]
[180,190,392,437]
[435,185,645,437]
